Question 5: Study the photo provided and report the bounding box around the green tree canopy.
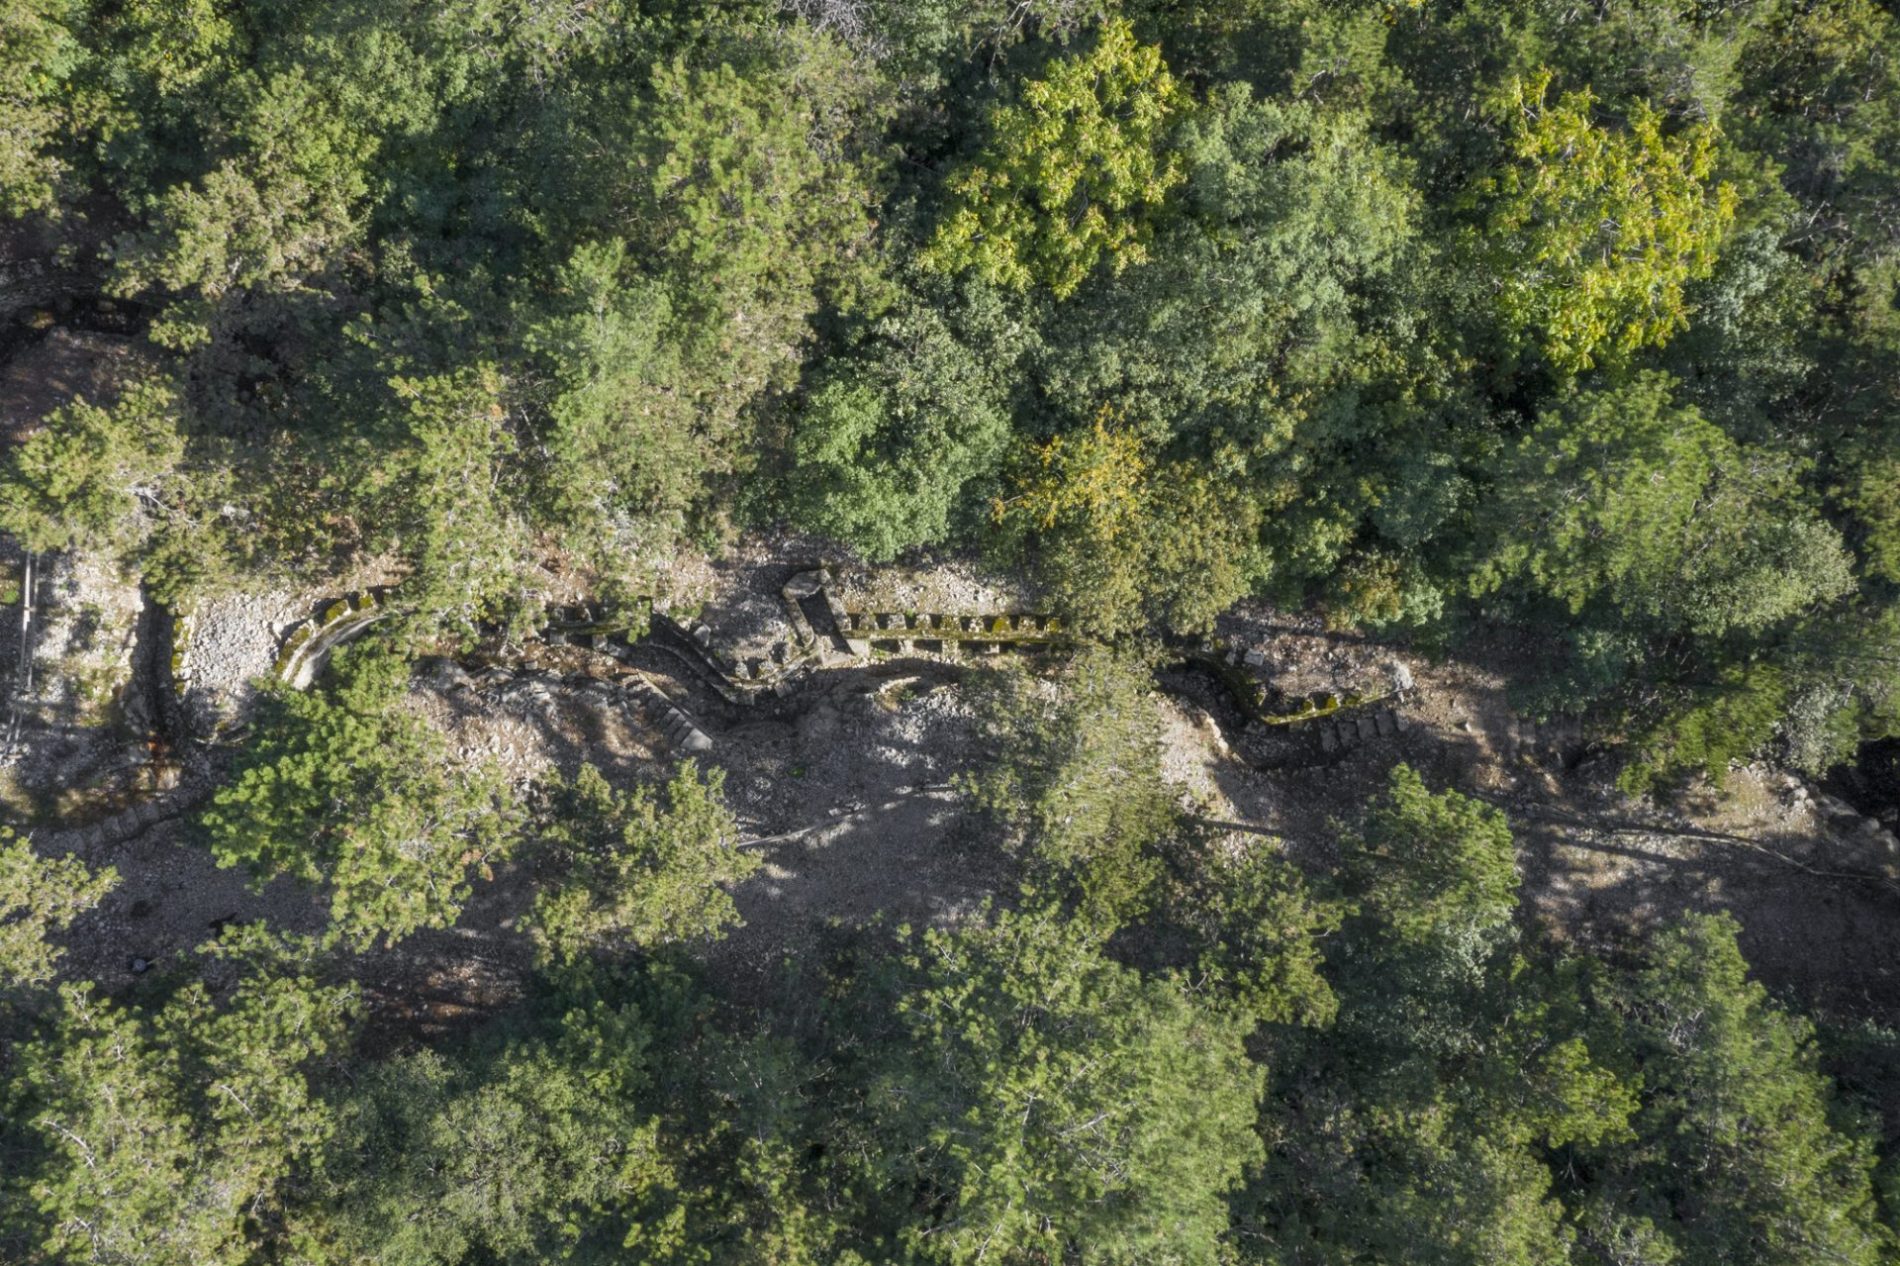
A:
[965,641,1180,920]
[0,831,115,993]
[199,645,517,947]
[1344,763,1519,957]
[923,18,1189,298]
[1241,769,1634,1266]
[1474,69,1737,372]
[993,415,1264,635]
[378,367,539,643]
[1164,831,1342,1029]
[0,376,185,557]
[631,30,889,403]
[861,904,1264,1265]
[1574,913,1897,1266]
[528,761,753,966]
[0,0,86,215]
[4,962,357,1265]
[1475,373,1854,639]
[782,287,1014,560]
[303,985,693,1264]
[519,242,706,592]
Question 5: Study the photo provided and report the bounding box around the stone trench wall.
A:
[23,568,1413,844]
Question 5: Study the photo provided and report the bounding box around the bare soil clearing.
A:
[14,547,1900,1035]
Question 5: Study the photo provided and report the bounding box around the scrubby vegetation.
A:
[8,731,1899,1262]
[4,0,1900,1260]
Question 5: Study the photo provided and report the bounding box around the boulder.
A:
[782,570,828,600]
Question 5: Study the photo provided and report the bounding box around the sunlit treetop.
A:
[923,18,1190,299]
[1476,69,1737,373]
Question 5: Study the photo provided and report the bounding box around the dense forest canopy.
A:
[3,0,1900,1261]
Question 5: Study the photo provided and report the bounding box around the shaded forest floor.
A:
[17,542,1900,1046]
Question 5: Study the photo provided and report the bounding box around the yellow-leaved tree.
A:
[1475,70,1736,373]
[995,408,1260,634]
[923,18,1189,299]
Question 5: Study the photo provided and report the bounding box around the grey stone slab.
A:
[781,571,826,600]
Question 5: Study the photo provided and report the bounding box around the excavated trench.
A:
[27,568,1412,848]
[1154,659,1399,770]
[124,585,186,752]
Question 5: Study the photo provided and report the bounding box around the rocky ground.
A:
[1,551,150,822]
[1160,607,1900,1020]
[10,542,1900,1039]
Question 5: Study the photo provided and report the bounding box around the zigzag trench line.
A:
[487,569,1410,747]
[34,570,1416,847]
